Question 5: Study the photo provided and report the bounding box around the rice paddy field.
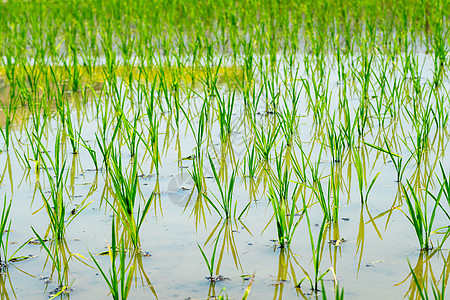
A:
[1,0,450,299]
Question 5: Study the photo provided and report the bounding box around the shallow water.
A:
[0,52,450,300]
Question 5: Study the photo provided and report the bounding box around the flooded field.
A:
[1,1,450,299]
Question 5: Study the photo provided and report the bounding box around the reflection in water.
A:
[396,250,450,300]
[185,192,210,230]
[204,219,251,276]
[273,248,304,300]
[40,239,72,297]
[327,220,342,279]
[0,153,13,194]
[0,268,14,300]
[356,203,383,275]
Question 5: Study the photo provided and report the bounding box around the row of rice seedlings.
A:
[2,47,448,165]
[1,1,448,62]
[4,71,449,257]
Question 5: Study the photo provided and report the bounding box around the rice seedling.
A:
[0,196,30,268]
[95,108,121,170]
[78,134,99,170]
[277,101,298,147]
[400,180,441,251]
[296,208,331,292]
[0,97,18,151]
[321,280,344,300]
[62,100,82,155]
[188,152,207,196]
[141,113,161,174]
[90,219,134,300]
[215,87,235,143]
[251,119,279,162]
[326,114,345,163]
[106,151,153,248]
[119,107,141,158]
[267,153,303,248]
[198,234,220,280]
[363,137,412,183]
[31,228,71,294]
[205,155,248,219]
[243,141,260,178]
[353,148,380,203]
[36,132,90,240]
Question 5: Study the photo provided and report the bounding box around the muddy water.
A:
[0,53,449,299]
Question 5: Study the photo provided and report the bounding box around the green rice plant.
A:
[189,152,206,195]
[107,151,153,248]
[0,197,29,267]
[215,87,235,143]
[205,155,248,219]
[80,41,98,83]
[25,129,41,169]
[363,137,412,182]
[62,100,82,154]
[262,68,281,114]
[197,234,220,280]
[0,198,12,266]
[243,141,260,178]
[251,120,279,162]
[321,279,344,300]
[437,163,450,220]
[268,183,302,249]
[308,144,325,184]
[0,97,18,151]
[31,228,70,293]
[90,219,134,300]
[326,114,345,162]
[401,180,441,251]
[306,178,333,222]
[353,53,373,104]
[431,87,449,129]
[330,164,341,222]
[302,74,331,124]
[296,209,330,292]
[339,102,356,148]
[95,108,121,170]
[36,133,90,240]
[404,106,432,166]
[277,98,299,147]
[355,102,370,137]
[138,114,161,174]
[119,108,141,158]
[290,145,308,183]
[78,134,98,170]
[182,98,208,158]
[353,149,380,203]
[268,153,303,248]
